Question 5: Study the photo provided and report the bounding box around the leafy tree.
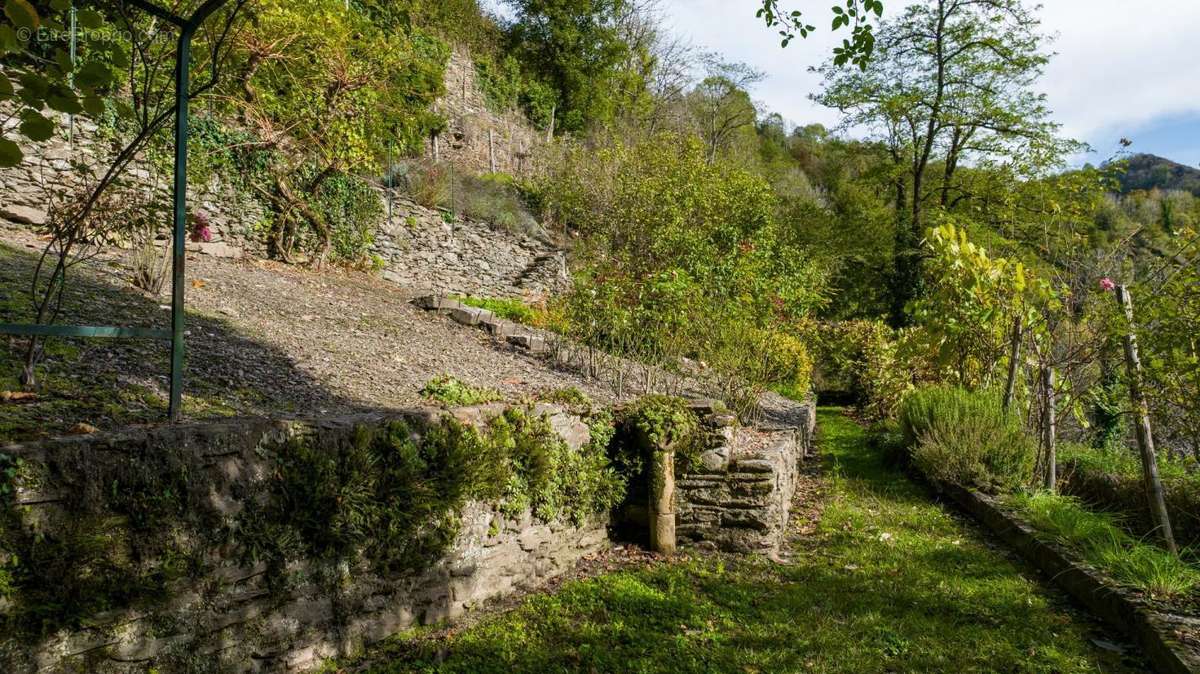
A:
[502,0,641,133]
[231,0,448,265]
[687,54,763,164]
[813,0,1074,325]
[540,133,829,414]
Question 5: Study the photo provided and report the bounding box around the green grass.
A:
[359,409,1142,673]
[1060,442,1197,484]
[1007,491,1200,600]
[453,296,542,325]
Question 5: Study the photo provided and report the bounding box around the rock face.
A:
[0,407,607,673]
[674,398,817,554]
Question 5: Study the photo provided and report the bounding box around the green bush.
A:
[899,385,1036,491]
[238,409,626,579]
[420,375,503,406]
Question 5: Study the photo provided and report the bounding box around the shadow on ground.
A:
[0,242,367,442]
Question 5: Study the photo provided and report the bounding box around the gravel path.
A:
[0,227,613,441]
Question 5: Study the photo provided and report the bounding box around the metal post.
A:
[168,29,194,421]
[68,4,77,145]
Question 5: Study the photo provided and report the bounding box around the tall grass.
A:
[1009,492,1200,600]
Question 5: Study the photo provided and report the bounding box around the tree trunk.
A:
[1115,285,1178,555]
[1003,316,1022,411]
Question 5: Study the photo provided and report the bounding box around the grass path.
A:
[364,408,1145,673]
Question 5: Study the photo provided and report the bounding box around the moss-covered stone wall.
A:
[0,405,611,672]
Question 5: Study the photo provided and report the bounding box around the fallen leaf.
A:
[0,391,37,402]
[191,279,207,289]
[69,422,98,435]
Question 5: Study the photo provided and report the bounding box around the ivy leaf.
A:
[108,44,130,69]
[0,137,21,167]
[19,110,54,141]
[3,0,38,30]
[77,8,103,29]
[0,72,12,97]
[49,0,70,11]
[81,93,104,116]
[0,24,19,53]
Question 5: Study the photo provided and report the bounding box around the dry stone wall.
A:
[427,47,543,176]
[0,407,607,673]
[674,399,816,554]
[2,49,563,299]
[373,195,567,298]
[0,112,265,259]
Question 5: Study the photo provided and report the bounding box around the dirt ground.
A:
[0,226,613,442]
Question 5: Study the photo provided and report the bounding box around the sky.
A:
[658,0,1200,166]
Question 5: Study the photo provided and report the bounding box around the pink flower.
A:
[190,210,213,243]
[1099,278,1116,292]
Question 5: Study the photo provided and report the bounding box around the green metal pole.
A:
[168,29,193,421]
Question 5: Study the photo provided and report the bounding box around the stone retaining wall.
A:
[0,407,607,672]
[373,196,567,298]
[674,406,812,554]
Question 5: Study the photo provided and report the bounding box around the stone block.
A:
[731,459,776,474]
[450,306,488,326]
[0,204,46,226]
[697,446,730,473]
[507,332,547,353]
[480,315,514,339]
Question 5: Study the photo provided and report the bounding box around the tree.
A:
[503,0,639,133]
[232,0,447,265]
[813,0,1072,325]
[687,54,763,164]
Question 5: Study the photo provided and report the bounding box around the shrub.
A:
[238,409,626,579]
[899,385,1036,491]
[804,321,920,421]
[537,386,593,410]
[420,375,503,406]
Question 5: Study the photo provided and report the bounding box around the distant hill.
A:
[1116,153,1200,196]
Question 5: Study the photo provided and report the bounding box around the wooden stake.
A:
[488,129,496,173]
[1041,365,1056,491]
[1115,285,1177,555]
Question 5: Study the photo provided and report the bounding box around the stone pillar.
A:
[649,448,676,554]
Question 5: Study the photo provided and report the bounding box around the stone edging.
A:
[936,481,1200,674]
[413,295,551,353]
